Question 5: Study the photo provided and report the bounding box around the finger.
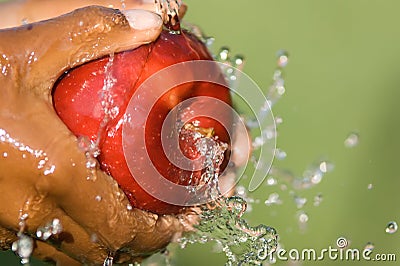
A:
[34,241,81,266]
[0,6,162,97]
[0,95,183,255]
[34,208,108,264]
[0,163,106,263]
[0,0,157,29]
[0,226,81,265]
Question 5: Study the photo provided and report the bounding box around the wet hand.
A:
[0,2,189,265]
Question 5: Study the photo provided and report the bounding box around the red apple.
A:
[53,29,232,214]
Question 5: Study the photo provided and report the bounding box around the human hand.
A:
[0,1,192,265]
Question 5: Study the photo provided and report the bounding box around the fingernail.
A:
[122,9,162,30]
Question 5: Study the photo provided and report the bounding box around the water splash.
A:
[12,212,33,265]
[36,218,63,241]
[12,234,33,265]
[179,196,278,266]
[235,185,258,213]
[77,136,99,181]
[76,53,118,182]
[270,160,334,191]
[214,47,245,90]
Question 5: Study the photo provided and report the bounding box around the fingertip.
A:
[122,9,162,31]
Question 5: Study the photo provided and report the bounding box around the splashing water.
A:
[179,197,278,266]
[270,160,334,191]
[12,234,33,265]
[77,53,118,182]
[12,213,33,265]
[36,218,63,241]
[235,186,259,213]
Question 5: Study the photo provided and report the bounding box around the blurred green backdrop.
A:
[1,0,400,265]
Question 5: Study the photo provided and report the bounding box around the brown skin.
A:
[0,0,154,29]
[0,2,192,265]
[0,0,187,29]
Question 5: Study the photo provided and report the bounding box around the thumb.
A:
[0,6,162,97]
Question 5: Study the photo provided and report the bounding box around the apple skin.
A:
[53,30,232,214]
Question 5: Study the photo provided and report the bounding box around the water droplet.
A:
[217,47,230,62]
[267,75,285,107]
[95,195,102,202]
[319,161,334,173]
[276,50,289,68]
[21,18,28,25]
[298,211,309,224]
[344,132,359,148]
[126,204,133,211]
[3,152,7,158]
[294,161,334,189]
[120,0,126,9]
[85,157,97,169]
[313,193,323,207]
[36,219,63,240]
[275,148,287,160]
[385,221,398,234]
[275,116,283,125]
[294,195,307,209]
[266,177,277,186]
[265,193,282,206]
[233,55,245,70]
[204,37,215,48]
[364,242,375,252]
[43,165,56,176]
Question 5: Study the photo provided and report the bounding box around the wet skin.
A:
[0,1,190,264]
[0,0,246,264]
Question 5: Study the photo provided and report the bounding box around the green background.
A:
[1,0,400,265]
